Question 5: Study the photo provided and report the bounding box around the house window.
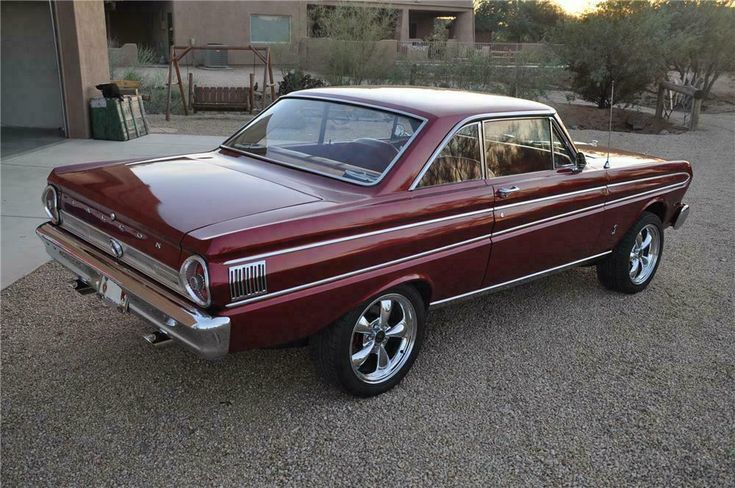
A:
[250,15,291,43]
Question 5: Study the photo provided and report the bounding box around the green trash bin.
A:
[90,95,149,141]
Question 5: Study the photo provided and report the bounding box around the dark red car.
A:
[37,88,691,396]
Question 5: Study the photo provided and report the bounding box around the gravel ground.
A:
[2,113,733,486]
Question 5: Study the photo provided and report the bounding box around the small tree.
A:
[555,1,670,108]
[661,0,735,99]
[309,4,397,85]
[475,0,567,43]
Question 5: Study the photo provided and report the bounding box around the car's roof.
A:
[289,86,555,120]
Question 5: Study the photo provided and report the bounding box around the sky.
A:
[553,0,605,16]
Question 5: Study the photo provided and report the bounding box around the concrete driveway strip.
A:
[1,114,734,485]
[0,134,223,288]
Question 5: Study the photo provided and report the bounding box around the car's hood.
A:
[575,143,666,169]
[51,153,322,247]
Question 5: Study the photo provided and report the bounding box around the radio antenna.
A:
[604,80,615,169]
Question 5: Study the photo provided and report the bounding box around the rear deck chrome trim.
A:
[60,211,185,296]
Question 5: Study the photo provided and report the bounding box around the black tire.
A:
[310,285,426,397]
[597,211,664,294]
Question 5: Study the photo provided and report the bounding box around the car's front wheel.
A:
[597,211,664,293]
[310,285,425,396]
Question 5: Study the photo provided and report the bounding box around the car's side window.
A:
[417,123,482,188]
[552,125,575,167]
[484,118,552,178]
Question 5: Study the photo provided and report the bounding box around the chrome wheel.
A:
[629,223,660,285]
[350,293,417,384]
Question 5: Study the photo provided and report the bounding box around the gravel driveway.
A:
[2,114,733,486]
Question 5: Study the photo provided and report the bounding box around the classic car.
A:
[37,87,691,396]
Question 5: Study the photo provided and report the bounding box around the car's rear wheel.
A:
[310,285,425,396]
[597,211,664,294]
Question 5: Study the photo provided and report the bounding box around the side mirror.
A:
[573,152,587,173]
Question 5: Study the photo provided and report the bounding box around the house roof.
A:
[289,86,555,120]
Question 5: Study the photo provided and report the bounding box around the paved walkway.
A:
[0,134,223,288]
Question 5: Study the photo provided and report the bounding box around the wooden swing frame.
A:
[165,44,276,121]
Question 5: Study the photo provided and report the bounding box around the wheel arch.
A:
[643,199,668,226]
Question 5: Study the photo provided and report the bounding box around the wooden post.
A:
[188,72,194,113]
[690,97,702,130]
[249,73,255,114]
[173,57,189,116]
[262,50,268,110]
[655,83,665,120]
[165,46,174,121]
[267,47,276,101]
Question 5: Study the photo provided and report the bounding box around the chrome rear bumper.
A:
[36,223,230,360]
[672,203,690,230]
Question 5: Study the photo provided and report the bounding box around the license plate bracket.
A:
[99,276,129,312]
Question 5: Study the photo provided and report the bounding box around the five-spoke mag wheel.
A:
[350,294,417,384]
[311,285,425,397]
[598,211,665,294]
[629,224,661,285]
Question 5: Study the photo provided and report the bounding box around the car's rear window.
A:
[224,97,423,185]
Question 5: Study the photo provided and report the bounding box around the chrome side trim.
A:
[494,185,606,211]
[430,251,613,307]
[223,174,690,265]
[225,232,493,308]
[224,177,688,308]
[60,211,184,295]
[223,206,495,265]
[409,111,556,190]
[608,172,691,188]
[493,203,606,237]
[221,94,429,188]
[606,180,689,206]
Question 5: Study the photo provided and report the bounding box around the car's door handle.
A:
[497,186,520,198]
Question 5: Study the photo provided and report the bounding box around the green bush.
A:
[278,69,326,95]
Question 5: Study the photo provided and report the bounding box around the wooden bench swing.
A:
[164,44,276,120]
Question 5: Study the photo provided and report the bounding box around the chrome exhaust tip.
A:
[71,278,95,295]
[143,330,174,347]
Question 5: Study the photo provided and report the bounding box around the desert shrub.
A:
[555,1,670,108]
[660,0,735,99]
[309,4,397,85]
[385,44,562,99]
[278,69,326,95]
[136,46,158,66]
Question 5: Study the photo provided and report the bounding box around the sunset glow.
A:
[554,0,605,16]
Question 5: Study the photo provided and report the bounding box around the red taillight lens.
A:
[180,255,210,307]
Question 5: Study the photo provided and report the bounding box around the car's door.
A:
[482,116,608,287]
[410,122,495,298]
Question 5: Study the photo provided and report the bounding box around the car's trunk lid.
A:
[52,154,322,267]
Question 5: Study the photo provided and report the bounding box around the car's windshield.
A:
[223,97,423,185]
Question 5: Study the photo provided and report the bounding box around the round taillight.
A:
[180,255,211,307]
[42,185,60,224]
